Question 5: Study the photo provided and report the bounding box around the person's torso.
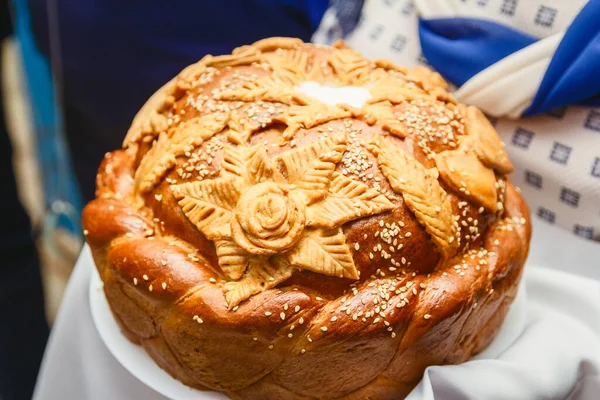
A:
[28,0,328,126]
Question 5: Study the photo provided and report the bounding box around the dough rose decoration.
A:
[171,133,394,307]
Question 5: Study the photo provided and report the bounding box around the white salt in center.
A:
[296,81,372,108]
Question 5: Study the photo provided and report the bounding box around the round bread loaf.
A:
[82,38,531,399]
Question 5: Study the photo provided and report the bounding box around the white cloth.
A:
[33,229,600,400]
[416,0,586,39]
[313,0,600,242]
[33,247,165,400]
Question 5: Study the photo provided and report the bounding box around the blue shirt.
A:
[28,0,328,127]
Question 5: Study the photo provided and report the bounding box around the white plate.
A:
[89,268,227,400]
[90,264,526,399]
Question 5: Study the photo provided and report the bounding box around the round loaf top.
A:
[94,37,518,309]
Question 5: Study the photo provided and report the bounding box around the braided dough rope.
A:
[84,150,529,398]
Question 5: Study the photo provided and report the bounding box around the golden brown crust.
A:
[83,38,531,399]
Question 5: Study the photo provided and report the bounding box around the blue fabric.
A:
[278,0,329,30]
[14,0,83,231]
[418,1,600,116]
[27,0,329,127]
[419,17,536,87]
[525,0,600,115]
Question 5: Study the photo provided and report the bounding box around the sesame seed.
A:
[265,311,272,316]
[316,297,323,302]
[197,318,204,324]
[149,285,153,292]
[354,243,360,251]
[268,345,274,350]
[280,312,286,321]
[301,348,306,354]
[288,333,293,338]
[209,278,217,283]
[284,303,289,311]
[83,230,89,236]
[294,305,300,313]
[405,232,412,238]
[391,332,396,338]
[133,278,138,285]
[330,316,338,322]
[424,314,431,320]
[253,337,258,341]
[162,282,167,290]
[321,326,328,332]
[143,274,149,281]
[299,317,304,324]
